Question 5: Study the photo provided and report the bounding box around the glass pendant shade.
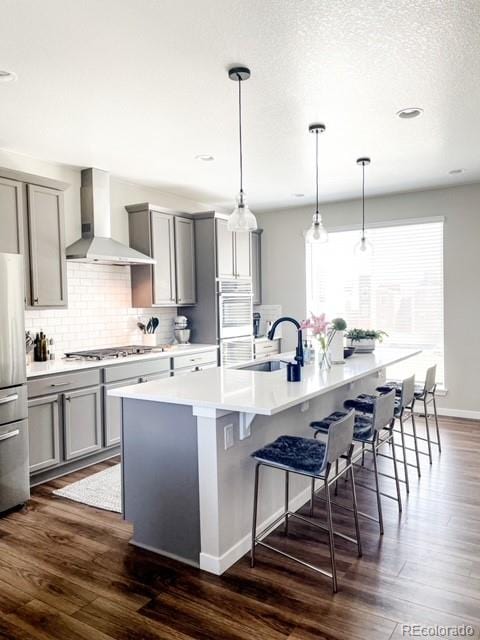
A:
[227,193,257,232]
[227,66,257,233]
[305,214,328,244]
[354,235,374,258]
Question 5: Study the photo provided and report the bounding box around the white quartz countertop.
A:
[27,344,218,378]
[109,347,420,416]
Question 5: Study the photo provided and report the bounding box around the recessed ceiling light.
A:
[449,168,465,175]
[396,107,423,119]
[293,193,304,197]
[0,70,17,83]
[195,154,214,162]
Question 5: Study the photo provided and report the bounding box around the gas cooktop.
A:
[64,346,154,361]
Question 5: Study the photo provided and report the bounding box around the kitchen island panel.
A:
[122,399,200,565]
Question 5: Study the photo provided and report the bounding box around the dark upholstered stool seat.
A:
[310,410,373,440]
[252,435,327,476]
[380,381,425,399]
[345,392,402,419]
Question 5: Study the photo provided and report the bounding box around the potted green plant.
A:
[345,328,388,353]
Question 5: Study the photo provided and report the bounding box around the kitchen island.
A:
[110,347,419,574]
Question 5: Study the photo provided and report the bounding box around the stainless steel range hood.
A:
[66,168,155,265]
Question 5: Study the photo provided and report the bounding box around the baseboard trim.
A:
[199,486,312,575]
[130,539,200,569]
[436,407,480,420]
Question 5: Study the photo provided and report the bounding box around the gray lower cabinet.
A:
[64,386,102,460]
[28,394,61,472]
[0,177,24,255]
[104,377,138,447]
[26,184,67,307]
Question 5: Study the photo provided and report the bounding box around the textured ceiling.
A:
[1,0,479,211]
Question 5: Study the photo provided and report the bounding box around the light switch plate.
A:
[224,424,234,449]
[300,401,310,412]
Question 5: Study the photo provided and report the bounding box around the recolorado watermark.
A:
[401,624,475,637]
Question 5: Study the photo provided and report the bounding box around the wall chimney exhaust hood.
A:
[66,168,155,265]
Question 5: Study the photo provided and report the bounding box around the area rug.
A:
[53,464,122,513]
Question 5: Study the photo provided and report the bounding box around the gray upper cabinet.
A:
[0,177,24,255]
[175,217,196,305]
[215,218,251,279]
[151,211,176,305]
[64,386,102,460]
[234,231,251,278]
[0,168,68,309]
[216,218,235,278]
[127,204,196,307]
[26,184,67,307]
[28,394,61,473]
[252,229,262,305]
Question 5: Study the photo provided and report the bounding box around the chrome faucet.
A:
[267,317,304,367]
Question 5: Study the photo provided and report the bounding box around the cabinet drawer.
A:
[174,362,217,376]
[0,385,27,424]
[172,350,217,370]
[254,340,280,357]
[103,358,170,383]
[28,369,101,398]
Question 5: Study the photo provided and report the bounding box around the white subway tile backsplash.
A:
[25,263,178,356]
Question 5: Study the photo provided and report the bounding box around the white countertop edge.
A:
[27,344,218,379]
[110,348,421,416]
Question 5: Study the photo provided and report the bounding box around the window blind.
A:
[306,220,444,385]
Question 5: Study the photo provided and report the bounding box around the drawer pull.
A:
[50,382,72,387]
[0,394,18,405]
[0,429,19,442]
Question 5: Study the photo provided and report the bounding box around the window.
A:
[306,220,444,385]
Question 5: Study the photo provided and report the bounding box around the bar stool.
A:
[311,390,399,534]
[383,365,441,465]
[250,410,361,592]
[377,375,421,484]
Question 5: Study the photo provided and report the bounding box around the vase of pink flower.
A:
[300,314,348,368]
[300,312,331,368]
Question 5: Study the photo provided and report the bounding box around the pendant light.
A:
[227,66,257,232]
[305,124,328,244]
[354,157,374,257]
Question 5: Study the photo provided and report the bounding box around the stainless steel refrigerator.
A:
[0,253,29,513]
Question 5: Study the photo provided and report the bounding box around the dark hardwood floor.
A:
[0,415,479,639]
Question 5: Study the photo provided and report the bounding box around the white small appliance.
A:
[174,316,191,344]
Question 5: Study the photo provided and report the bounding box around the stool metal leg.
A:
[410,411,422,477]
[432,393,442,453]
[335,459,339,496]
[371,438,384,534]
[310,477,315,517]
[390,432,403,513]
[324,474,338,593]
[251,463,260,567]
[284,471,289,536]
[423,398,433,464]
[349,463,362,557]
[398,415,410,493]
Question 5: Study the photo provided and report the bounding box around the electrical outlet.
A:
[224,424,234,450]
[300,401,310,412]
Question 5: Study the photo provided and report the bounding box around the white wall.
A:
[257,183,480,415]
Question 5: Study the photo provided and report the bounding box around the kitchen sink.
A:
[237,359,286,372]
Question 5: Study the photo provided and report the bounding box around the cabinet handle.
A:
[65,396,71,402]
[0,394,18,405]
[0,429,19,442]
[34,298,39,303]
[50,381,72,387]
